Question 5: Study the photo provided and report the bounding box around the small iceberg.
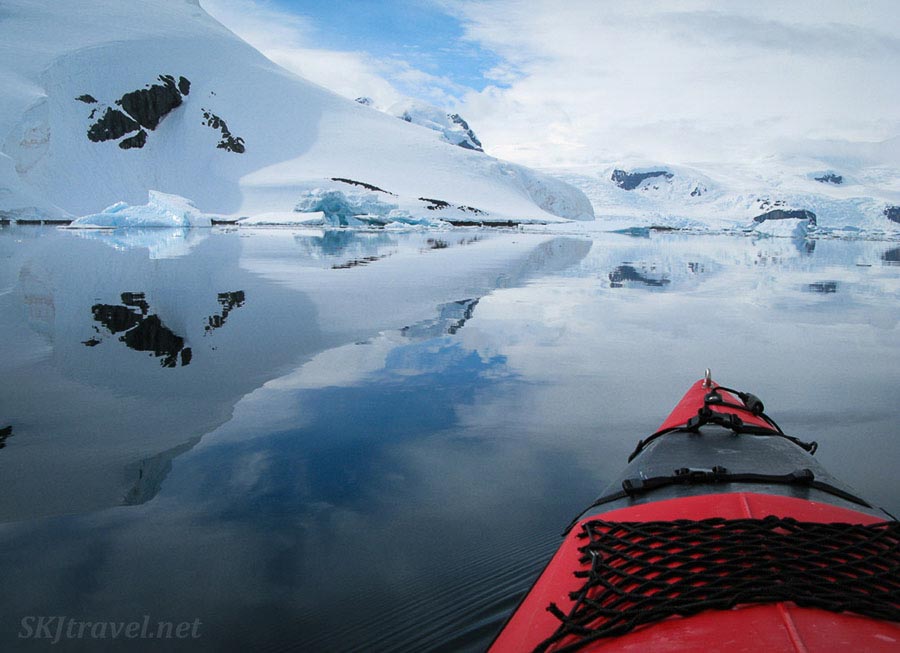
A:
[67,191,214,228]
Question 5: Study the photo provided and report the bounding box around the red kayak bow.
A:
[490,372,899,652]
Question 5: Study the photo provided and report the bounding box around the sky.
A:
[202,0,900,168]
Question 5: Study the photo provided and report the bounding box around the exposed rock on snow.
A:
[119,130,147,150]
[419,197,485,215]
[87,108,141,144]
[611,169,673,190]
[201,109,244,153]
[753,209,817,225]
[330,177,396,195]
[85,74,190,150]
[815,173,843,185]
[885,206,900,224]
[118,74,188,131]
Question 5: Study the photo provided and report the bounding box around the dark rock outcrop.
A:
[752,209,817,225]
[756,198,786,210]
[331,178,395,195]
[202,109,245,153]
[355,96,374,106]
[611,169,673,190]
[418,197,485,215]
[815,173,843,184]
[884,206,900,224]
[119,129,147,150]
[86,74,191,148]
[117,75,185,130]
[420,197,451,210]
[87,108,140,142]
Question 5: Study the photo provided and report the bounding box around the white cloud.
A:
[200,0,465,109]
[448,0,900,165]
[201,0,900,167]
[201,0,401,106]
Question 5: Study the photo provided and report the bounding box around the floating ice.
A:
[68,191,213,228]
[237,211,326,226]
[293,189,437,227]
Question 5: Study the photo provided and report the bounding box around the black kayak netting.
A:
[537,516,900,653]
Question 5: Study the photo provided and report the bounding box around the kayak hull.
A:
[489,379,898,652]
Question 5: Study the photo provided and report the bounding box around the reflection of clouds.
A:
[2,231,899,650]
[266,333,403,391]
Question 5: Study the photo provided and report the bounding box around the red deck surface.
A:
[490,494,899,652]
[656,379,775,433]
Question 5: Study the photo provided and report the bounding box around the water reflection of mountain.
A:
[401,298,480,339]
[91,292,192,367]
[883,247,900,265]
[88,290,246,367]
[0,229,591,522]
[807,281,838,294]
[0,426,12,450]
[122,439,198,505]
[609,263,671,288]
[206,291,245,333]
[0,229,322,522]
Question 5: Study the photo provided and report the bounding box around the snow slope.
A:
[0,0,593,224]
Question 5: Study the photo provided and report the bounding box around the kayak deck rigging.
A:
[489,372,900,652]
[536,517,900,652]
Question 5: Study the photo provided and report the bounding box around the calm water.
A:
[1,225,898,651]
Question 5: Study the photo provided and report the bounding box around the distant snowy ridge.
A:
[0,0,592,225]
[551,153,900,238]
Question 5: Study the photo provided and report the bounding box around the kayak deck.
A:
[490,377,899,652]
[490,494,900,652]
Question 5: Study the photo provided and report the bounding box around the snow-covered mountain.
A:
[550,145,900,238]
[0,0,594,225]
[382,99,484,152]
